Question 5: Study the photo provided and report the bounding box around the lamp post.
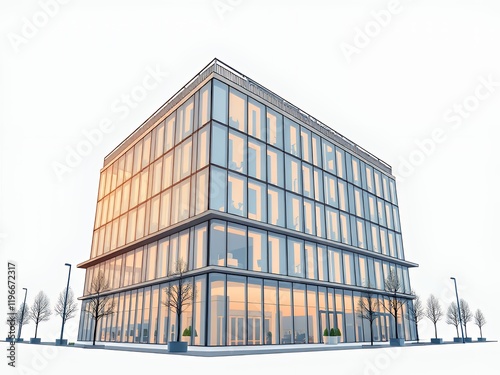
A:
[450,277,465,343]
[58,263,72,346]
[17,288,28,340]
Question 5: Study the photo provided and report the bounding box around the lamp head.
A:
[22,288,27,291]
[65,263,71,267]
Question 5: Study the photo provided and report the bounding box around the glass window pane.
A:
[176,96,194,143]
[266,108,283,149]
[142,133,151,169]
[248,179,266,222]
[285,155,302,194]
[322,140,336,174]
[211,123,227,167]
[209,221,226,266]
[268,233,286,275]
[133,140,143,175]
[228,173,247,217]
[317,245,328,281]
[228,130,246,173]
[195,169,209,215]
[268,186,285,227]
[313,168,324,202]
[311,133,322,168]
[164,113,176,152]
[159,189,171,229]
[336,147,345,179]
[208,273,226,345]
[324,173,338,208]
[286,192,303,232]
[199,82,211,127]
[338,180,348,211]
[197,126,210,169]
[302,163,313,198]
[248,139,266,181]
[213,79,228,124]
[325,207,340,242]
[229,88,247,132]
[287,238,304,277]
[267,147,284,187]
[248,97,265,141]
[284,118,300,156]
[301,128,312,163]
[209,167,227,212]
[315,203,326,238]
[227,224,247,269]
[248,228,267,272]
[340,213,350,245]
[328,248,343,283]
[343,252,355,285]
[303,199,315,235]
[305,243,318,280]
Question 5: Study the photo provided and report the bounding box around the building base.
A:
[168,341,188,353]
[390,338,405,346]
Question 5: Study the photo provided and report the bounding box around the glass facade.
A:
[78,63,417,346]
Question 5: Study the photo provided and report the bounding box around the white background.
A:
[0,0,498,364]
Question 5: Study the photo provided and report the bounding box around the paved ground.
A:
[4,339,495,357]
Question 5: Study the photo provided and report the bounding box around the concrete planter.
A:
[464,337,472,343]
[323,336,340,344]
[453,337,463,343]
[323,336,329,344]
[478,338,486,342]
[431,338,443,344]
[390,338,405,347]
[168,341,188,353]
[55,339,68,346]
[30,338,41,344]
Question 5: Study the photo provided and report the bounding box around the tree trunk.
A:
[455,325,459,337]
[434,323,437,339]
[394,303,399,339]
[464,324,468,338]
[416,323,419,343]
[93,318,98,345]
[176,312,181,342]
[480,326,483,338]
[34,322,39,339]
[370,320,373,346]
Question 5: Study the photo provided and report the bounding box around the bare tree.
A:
[356,291,378,346]
[17,302,30,324]
[459,299,473,338]
[29,291,51,339]
[162,260,193,342]
[381,270,407,340]
[85,271,115,345]
[474,309,486,339]
[407,291,424,342]
[425,294,443,339]
[446,302,460,338]
[54,287,78,324]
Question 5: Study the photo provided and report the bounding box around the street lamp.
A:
[58,263,72,346]
[17,288,28,341]
[450,277,465,343]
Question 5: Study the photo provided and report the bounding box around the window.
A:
[315,203,326,238]
[311,133,322,168]
[340,213,350,245]
[325,207,340,242]
[248,139,266,181]
[209,221,226,266]
[268,234,286,275]
[162,151,173,190]
[338,180,348,211]
[211,123,227,167]
[303,199,315,235]
[322,140,335,174]
[343,252,355,285]
[176,96,194,142]
[133,140,143,175]
[248,179,266,222]
[266,108,283,149]
[209,167,227,212]
[301,128,312,163]
[354,188,364,217]
[248,228,267,272]
[356,219,366,249]
[164,113,176,152]
[212,80,228,124]
[267,147,284,187]
[286,192,303,232]
[313,168,324,202]
[199,82,211,126]
[328,248,343,283]
[317,245,328,281]
[287,238,304,278]
[305,243,318,280]
[195,169,209,215]
[285,155,301,193]
[227,224,247,269]
[351,156,361,186]
[197,126,210,169]
[248,98,266,141]
[228,130,246,173]
[302,163,313,198]
[174,138,192,183]
[335,148,345,179]
[229,88,247,132]
[268,187,285,227]
[142,133,151,169]
[193,224,207,269]
[228,173,246,217]
[284,118,300,156]
[159,189,171,229]
[324,173,338,207]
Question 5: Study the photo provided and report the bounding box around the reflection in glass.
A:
[229,88,247,132]
[248,98,266,141]
[248,228,267,272]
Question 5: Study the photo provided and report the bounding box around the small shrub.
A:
[334,328,342,337]
[182,327,191,336]
[330,328,335,336]
[323,328,329,336]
